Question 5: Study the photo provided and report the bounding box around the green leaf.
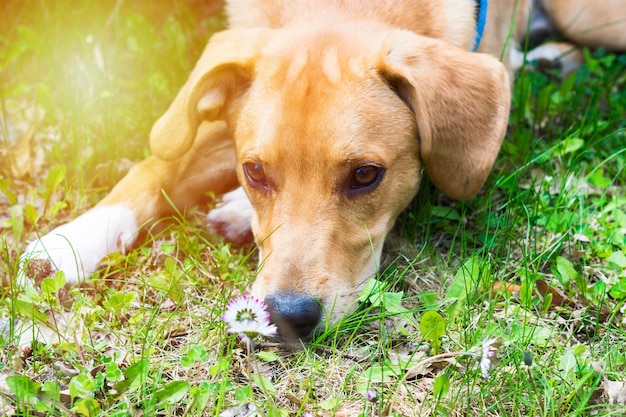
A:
[54,270,66,288]
[609,278,626,299]
[444,256,482,317]
[558,137,584,155]
[0,178,17,205]
[319,397,340,411]
[358,363,400,384]
[588,169,612,187]
[357,279,418,328]
[571,344,587,356]
[559,70,576,96]
[235,386,253,402]
[42,164,66,201]
[193,381,212,412]
[23,203,39,225]
[41,381,61,402]
[46,200,68,218]
[41,277,58,296]
[12,299,50,327]
[209,357,230,375]
[155,381,189,407]
[180,355,194,367]
[607,251,626,269]
[105,362,123,382]
[380,291,407,315]
[103,290,136,315]
[431,206,462,221]
[252,373,276,395]
[114,359,149,394]
[188,344,208,361]
[417,291,438,306]
[74,398,100,417]
[554,256,578,287]
[24,380,62,412]
[160,241,176,255]
[511,323,553,345]
[613,205,626,226]
[420,310,446,354]
[559,349,578,379]
[69,374,96,399]
[433,373,450,398]
[94,372,105,390]
[419,311,446,341]
[151,257,185,303]
[358,279,386,305]
[256,350,280,362]
[591,280,607,300]
[6,375,40,404]
[41,271,66,296]
[9,205,24,240]
[149,273,169,295]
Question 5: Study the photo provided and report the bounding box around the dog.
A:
[20,0,626,340]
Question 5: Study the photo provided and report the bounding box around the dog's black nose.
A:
[264,293,322,340]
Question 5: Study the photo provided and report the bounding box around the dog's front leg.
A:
[20,121,238,285]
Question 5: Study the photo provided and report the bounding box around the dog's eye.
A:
[243,162,269,190]
[348,165,384,193]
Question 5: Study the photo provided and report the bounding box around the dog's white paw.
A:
[526,43,583,75]
[207,187,254,244]
[19,205,138,285]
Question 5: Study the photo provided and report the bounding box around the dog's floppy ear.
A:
[378,30,510,199]
[150,28,274,160]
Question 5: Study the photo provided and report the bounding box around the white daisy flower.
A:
[480,337,500,379]
[222,295,278,343]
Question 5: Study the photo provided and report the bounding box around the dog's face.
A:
[233,32,422,337]
[150,25,510,339]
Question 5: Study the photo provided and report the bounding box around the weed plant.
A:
[1,2,625,416]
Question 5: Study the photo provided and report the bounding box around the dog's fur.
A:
[20,0,626,339]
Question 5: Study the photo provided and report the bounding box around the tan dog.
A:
[20,0,624,340]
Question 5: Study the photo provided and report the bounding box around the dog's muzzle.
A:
[264,293,323,341]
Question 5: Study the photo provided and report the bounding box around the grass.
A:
[1,1,626,416]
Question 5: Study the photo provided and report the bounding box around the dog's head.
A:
[150,25,510,340]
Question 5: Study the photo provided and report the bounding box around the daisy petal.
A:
[223,295,277,341]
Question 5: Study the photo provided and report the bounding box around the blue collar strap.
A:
[474,0,488,51]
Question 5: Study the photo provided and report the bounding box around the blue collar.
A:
[474,0,488,51]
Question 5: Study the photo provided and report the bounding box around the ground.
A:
[1,1,625,416]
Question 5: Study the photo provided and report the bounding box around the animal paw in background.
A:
[207,187,254,245]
